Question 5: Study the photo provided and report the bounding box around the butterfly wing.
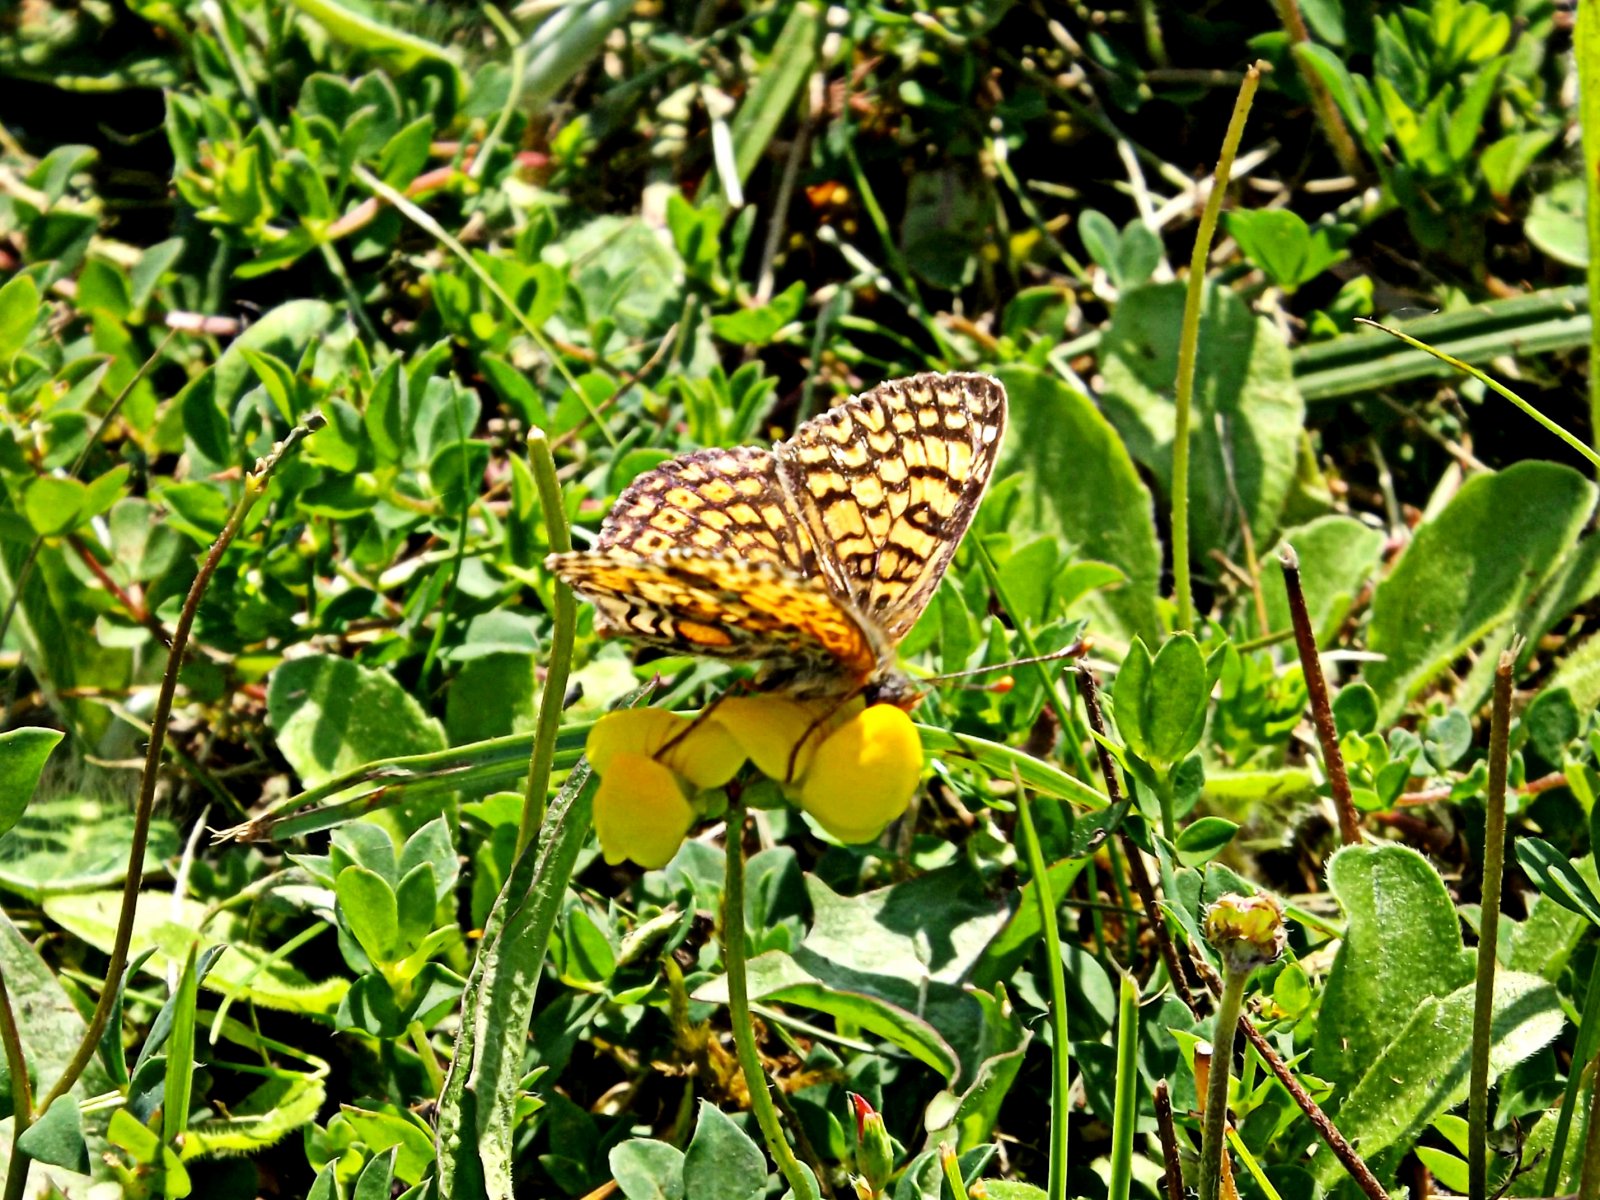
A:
[546,549,881,687]
[776,372,1007,643]
[596,445,820,576]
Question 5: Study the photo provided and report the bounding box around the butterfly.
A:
[547,372,1007,706]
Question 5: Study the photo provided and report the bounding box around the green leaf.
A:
[434,766,598,1200]
[394,863,438,956]
[22,476,88,537]
[162,943,202,1147]
[339,865,401,965]
[1099,282,1305,562]
[723,2,818,193]
[693,948,958,1079]
[710,281,805,345]
[1176,817,1239,867]
[1112,638,1154,761]
[1145,634,1210,766]
[0,727,61,842]
[1526,688,1580,763]
[1228,209,1314,290]
[0,273,40,362]
[982,1186,1049,1200]
[341,1107,435,1184]
[267,654,446,788]
[44,891,346,1014]
[353,1147,398,1200]
[995,366,1162,644]
[1366,462,1595,721]
[17,1096,89,1173]
[609,1139,686,1200]
[1517,839,1600,929]
[285,0,454,67]
[683,1102,766,1200]
[1332,684,1379,737]
[1310,971,1561,1187]
[1313,845,1476,1092]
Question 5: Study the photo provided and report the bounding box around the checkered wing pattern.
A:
[547,550,879,684]
[776,373,1006,642]
[547,372,1006,694]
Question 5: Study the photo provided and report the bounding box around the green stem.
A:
[1155,770,1178,845]
[723,803,820,1200]
[1547,952,1600,1195]
[1172,62,1263,632]
[1015,782,1070,1200]
[1198,966,1248,1200]
[408,1020,445,1096]
[1580,0,1600,453]
[0,968,34,1200]
[1354,317,1600,475]
[34,418,323,1122]
[1581,1064,1600,1200]
[518,429,577,856]
[1469,648,1516,1200]
[939,1143,971,1200]
[1108,972,1141,1200]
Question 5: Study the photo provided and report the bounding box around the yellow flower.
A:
[709,695,864,781]
[592,752,695,869]
[585,708,745,790]
[797,705,922,843]
[583,697,925,864]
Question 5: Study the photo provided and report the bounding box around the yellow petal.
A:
[660,718,747,790]
[798,705,922,843]
[712,695,863,782]
[586,709,685,774]
[592,752,695,869]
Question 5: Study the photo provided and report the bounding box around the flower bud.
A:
[1204,892,1286,974]
[849,1093,893,1193]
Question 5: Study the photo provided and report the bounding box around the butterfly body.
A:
[547,372,1007,705]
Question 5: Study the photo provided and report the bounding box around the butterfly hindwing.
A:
[548,550,881,689]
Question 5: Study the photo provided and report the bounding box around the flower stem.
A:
[1016,782,1070,1200]
[1279,544,1359,845]
[0,967,35,1200]
[1173,61,1264,632]
[1470,646,1518,1200]
[519,429,576,855]
[1198,965,1247,1200]
[1108,973,1141,1200]
[32,416,323,1124]
[1155,770,1178,845]
[723,803,820,1200]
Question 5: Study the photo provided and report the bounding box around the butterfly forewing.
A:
[777,372,1006,642]
[597,445,820,576]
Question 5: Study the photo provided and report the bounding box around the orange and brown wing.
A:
[545,549,880,687]
[777,372,1007,643]
[597,446,820,576]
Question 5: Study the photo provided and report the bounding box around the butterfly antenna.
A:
[925,639,1091,691]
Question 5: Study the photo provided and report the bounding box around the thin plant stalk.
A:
[1582,1062,1600,1200]
[1279,544,1360,845]
[939,1143,971,1200]
[1015,776,1070,1200]
[1272,0,1364,179]
[1172,62,1264,632]
[1354,317,1600,475]
[723,803,820,1200]
[0,968,34,1200]
[518,430,576,854]
[1154,1080,1184,1200]
[1198,967,1247,1200]
[1546,952,1600,1194]
[1108,973,1141,1200]
[32,416,324,1123]
[1469,646,1517,1200]
[1580,0,1600,452]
